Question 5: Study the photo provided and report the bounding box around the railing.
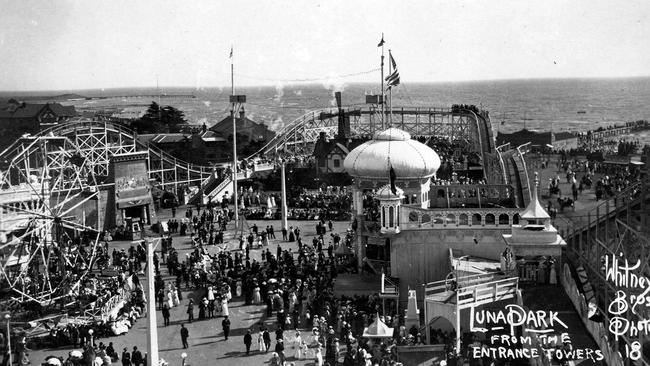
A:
[401,206,521,230]
[558,180,645,239]
[429,184,514,208]
[366,259,390,275]
[381,272,399,296]
[424,272,503,298]
[456,277,518,308]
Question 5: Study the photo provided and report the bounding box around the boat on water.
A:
[577,110,586,114]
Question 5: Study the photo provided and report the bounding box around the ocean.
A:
[7,77,650,145]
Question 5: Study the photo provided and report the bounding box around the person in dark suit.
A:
[121,348,131,366]
[243,330,252,355]
[180,324,189,349]
[187,299,194,323]
[131,346,143,366]
[162,303,170,326]
[222,316,231,340]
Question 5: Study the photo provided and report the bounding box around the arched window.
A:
[389,206,395,227]
[446,214,456,226]
[472,213,482,226]
[499,214,510,225]
[485,214,495,226]
[421,214,431,224]
[382,206,386,226]
[459,214,469,226]
[513,213,521,225]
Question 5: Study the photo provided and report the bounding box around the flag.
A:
[229,46,233,59]
[377,35,385,47]
[385,51,400,88]
[389,165,397,195]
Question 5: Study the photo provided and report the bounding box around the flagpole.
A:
[231,46,239,226]
[380,33,385,130]
[388,50,393,127]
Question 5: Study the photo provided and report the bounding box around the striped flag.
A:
[385,51,400,88]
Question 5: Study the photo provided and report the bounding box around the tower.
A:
[376,184,404,234]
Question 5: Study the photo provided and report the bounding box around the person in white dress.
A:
[293,331,303,359]
[166,289,174,308]
[258,330,265,352]
[236,280,242,297]
[173,285,180,306]
[221,297,229,317]
[314,346,323,366]
[207,286,215,302]
[253,286,261,304]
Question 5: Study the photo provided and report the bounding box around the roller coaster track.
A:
[249,106,506,185]
[0,120,215,198]
[0,105,509,212]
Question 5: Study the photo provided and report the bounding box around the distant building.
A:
[138,130,228,165]
[313,132,350,174]
[0,101,77,130]
[209,111,275,144]
[0,100,77,149]
[496,129,578,151]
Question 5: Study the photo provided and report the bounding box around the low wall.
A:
[560,263,624,366]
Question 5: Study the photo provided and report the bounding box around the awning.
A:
[116,187,153,208]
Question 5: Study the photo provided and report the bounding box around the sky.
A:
[1,0,649,91]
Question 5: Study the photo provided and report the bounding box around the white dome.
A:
[344,127,440,180]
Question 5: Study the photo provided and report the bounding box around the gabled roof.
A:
[210,116,268,131]
[0,102,76,119]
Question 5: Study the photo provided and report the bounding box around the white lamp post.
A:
[278,158,288,231]
[181,352,187,366]
[4,314,11,366]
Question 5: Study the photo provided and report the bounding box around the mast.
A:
[380,33,385,130]
[388,49,393,127]
[231,46,239,225]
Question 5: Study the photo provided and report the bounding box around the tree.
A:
[131,102,187,133]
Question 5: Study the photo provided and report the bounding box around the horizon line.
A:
[2,74,650,94]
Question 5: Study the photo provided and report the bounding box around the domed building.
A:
[344,127,440,210]
[343,126,566,329]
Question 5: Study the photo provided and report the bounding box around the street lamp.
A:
[88,329,94,347]
[181,352,187,366]
[4,314,11,366]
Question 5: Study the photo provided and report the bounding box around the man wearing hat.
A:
[222,316,231,340]
[186,299,194,323]
[243,330,252,355]
[274,339,285,364]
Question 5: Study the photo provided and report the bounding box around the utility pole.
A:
[230,47,246,226]
[146,238,159,366]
